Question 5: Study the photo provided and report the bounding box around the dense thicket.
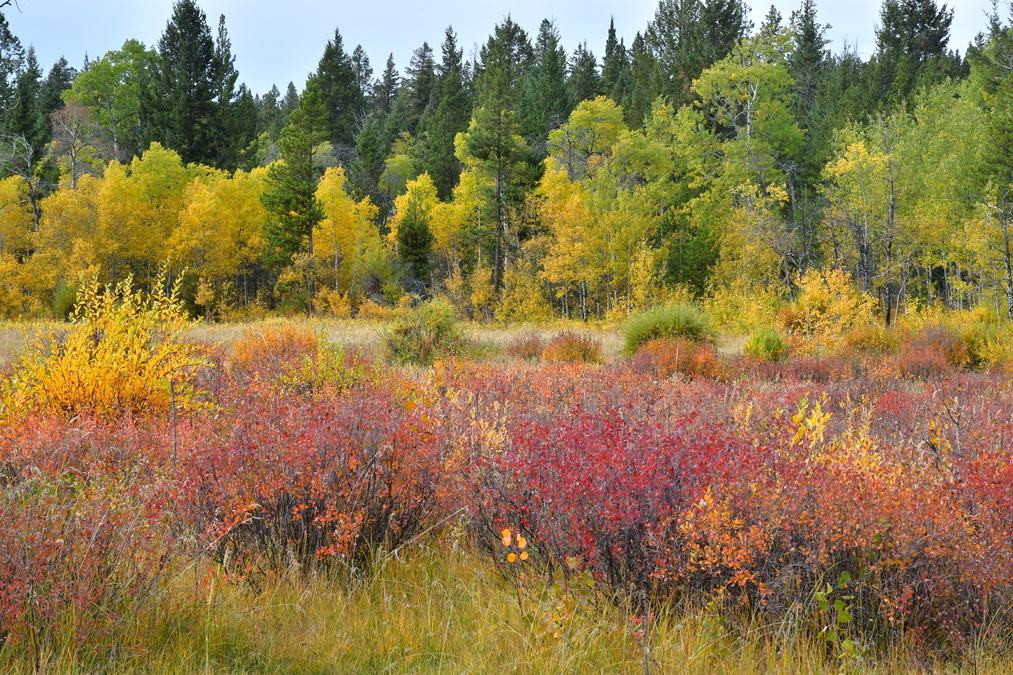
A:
[2,0,1010,324]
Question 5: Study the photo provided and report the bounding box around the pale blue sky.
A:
[6,0,996,96]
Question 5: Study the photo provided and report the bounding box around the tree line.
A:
[1,0,1011,325]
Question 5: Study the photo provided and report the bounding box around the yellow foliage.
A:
[170,167,268,282]
[780,268,878,352]
[313,288,353,318]
[3,274,211,418]
[314,167,381,298]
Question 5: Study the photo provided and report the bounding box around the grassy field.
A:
[1,544,967,675]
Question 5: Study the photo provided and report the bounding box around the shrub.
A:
[505,332,545,361]
[780,268,878,351]
[383,298,465,366]
[630,338,720,378]
[540,332,603,364]
[623,304,712,355]
[229,323,363,394]
[894,326,964,380]
[743,326,788,362]
[2,275,211,418]
[842,322,898,354]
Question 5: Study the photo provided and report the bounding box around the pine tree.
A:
[626,32,658,127]
[701,0,753,63]
[477,16,534,111]
[602,18,632,104]
[351,45,373,101]
[416,27,472,199]
[316,28,365,150]
[404,43,436,132]
[567,42,601,105]
[210,16,255,170]
[871,0,957,108]
[522,20,572,143]
[261,77,329,271]
[260,84,285,141]
[0,11,24,126]
[374,54,399,115]
[397,183,435,287]
[147,0,218,166]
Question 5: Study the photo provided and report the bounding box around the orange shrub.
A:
[505,332,545,361]
[540,332,603,364]
[630,338,720,379]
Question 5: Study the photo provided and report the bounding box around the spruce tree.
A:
[261,77,328,270]
[373,54,399,116]
[626,33,658,127]
[404,43,436,133]
[602,18,633,104]
[260,84,285,141]
[522,19,572,142]
[210,16,255,170]
[148,0,217,166]
[567,42,602,105]
[397,189,435,288]
[316,28,365,149]
[416,27,472,200]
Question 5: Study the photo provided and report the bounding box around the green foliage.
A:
[50,280,77,321]
[383,297,465,366]
[743,326,788,362]
[261,77,328,268]
[623,304,712,355]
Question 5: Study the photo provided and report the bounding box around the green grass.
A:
[0,542,996,674]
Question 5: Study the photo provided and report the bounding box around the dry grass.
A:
[1,543,974,675]
[185,318,626,362]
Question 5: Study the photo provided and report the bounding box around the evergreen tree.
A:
[477,16,534,111]
[261,77,329,271]
[0,11,23,125]
[626,32,659,126]
[522,19,572,142]
[871,0,958,107]
[8,48,44,154]
[147,0,218,166]
[350,111,388,205]
[602,18,632,104]
[260,84,285,141]
[210,16,256,170]
[701,0,753,63]
[281,82,299,118]
[374,53,399,115]
[351,45,373,101]
[404,42,436,132]
[416,27,472,199]
[397,187,435,287]
[567,42,602,105]
[316,28,365,150]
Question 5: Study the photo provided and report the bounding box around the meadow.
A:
[3,283,1013,673]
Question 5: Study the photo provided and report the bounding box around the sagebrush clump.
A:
[383,298,466,366]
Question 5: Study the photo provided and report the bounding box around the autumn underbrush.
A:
[8,305,1013,670]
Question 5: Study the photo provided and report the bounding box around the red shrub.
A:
[628,338,721,379]
[504,332,545,360]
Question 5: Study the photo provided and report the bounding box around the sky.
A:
[5,0,998,97]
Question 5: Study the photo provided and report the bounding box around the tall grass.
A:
[0,544,995,674]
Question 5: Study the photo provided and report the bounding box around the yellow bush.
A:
[356,298,392,320]
[780,268,878,352]
[3,275,211,418]
[313,288,353,318]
